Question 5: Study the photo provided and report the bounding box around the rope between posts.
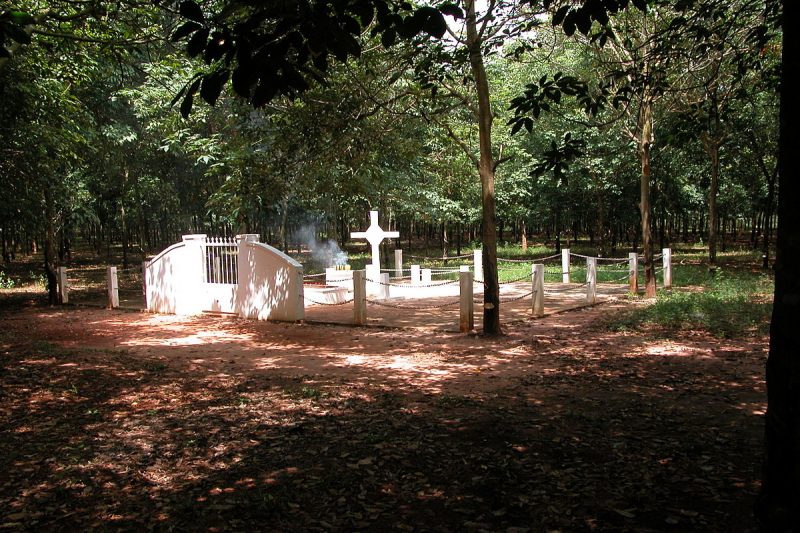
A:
[535,253,563,262]
[303,272,327,279]
[595,257,629,263]
[366,298,461,310]
[604,272,633,284]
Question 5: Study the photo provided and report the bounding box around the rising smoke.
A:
[295,225,348,267]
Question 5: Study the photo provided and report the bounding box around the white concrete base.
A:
[304,285,350,305]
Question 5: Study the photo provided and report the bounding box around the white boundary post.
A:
[473,249,483,282]
[411,264,421,286]
[459,270,474,333]
[353,270,366,325]
[421,268,432,284]
[629,252,639,293]
[394,249,403,278]
[532,264,545,317]
[663,248,672,290]
[107,266,119,309]
[58,266,69,304]
[586,257,597,304]
[561,248,571,283]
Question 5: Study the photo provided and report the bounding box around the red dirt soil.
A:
[0,299,766,531]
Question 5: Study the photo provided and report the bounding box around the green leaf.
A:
[252,79,279,108]
[575,8,592,35]
[5,23,31,44]
[180,93,194,118]
[200,69,230,106]
[422,9,448,39]
[231,69,249,96]
[9,11,35,26]
[380,27,396,48]
[439,3,463,19]
[187,27,210,57]
[179,1,205,23]
[552,5,570,26]
[172,21,202,41]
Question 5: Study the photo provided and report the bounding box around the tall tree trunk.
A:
[279,192,289,253]
[43,185,59,305]
[638,97,657,298]
[706,139,720,266]
[441,221,449,262]
[758,2,800,527]
[466,0,500,334]
[521,220,527,252]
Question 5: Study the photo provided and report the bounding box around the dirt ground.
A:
[0,295,767,531]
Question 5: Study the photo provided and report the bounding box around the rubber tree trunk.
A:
[466,0,500,335]
[43,185,59,304]
[706,139,720,266]
[758,3,800,528]
[279,192,289,254]
[638,96,657,298]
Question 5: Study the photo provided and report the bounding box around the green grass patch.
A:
[607,270,773,338]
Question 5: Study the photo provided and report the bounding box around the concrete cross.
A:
[351,210,399,268]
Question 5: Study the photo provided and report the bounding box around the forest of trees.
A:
[1,1,796,525]
[0,1,780,283]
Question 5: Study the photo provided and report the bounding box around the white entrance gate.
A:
[203,237,239,313]
[145,234,304,321]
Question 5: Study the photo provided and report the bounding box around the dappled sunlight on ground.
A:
[0,302,768,531]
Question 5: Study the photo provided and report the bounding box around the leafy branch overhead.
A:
[168,0,463,117]
[531,132,587,184]
[0,10,35,58]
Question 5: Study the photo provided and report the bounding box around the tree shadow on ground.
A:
[0,304,765,531]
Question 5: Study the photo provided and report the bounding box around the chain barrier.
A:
[304,295,355,306]
[366,298,461,310]
[303,272,328,280]
[497,257,533,263]
[405,253,473,260]
[499,273,535,285]
[544,281,590,294]
[365,277,460,288]
[500,290,535,303]
[497,253,562,263]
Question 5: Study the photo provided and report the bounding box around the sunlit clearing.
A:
[644,343,699,357]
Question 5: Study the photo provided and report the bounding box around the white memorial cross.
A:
[350,210,399,268]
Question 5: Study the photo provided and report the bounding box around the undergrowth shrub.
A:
[609,271,773,338]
